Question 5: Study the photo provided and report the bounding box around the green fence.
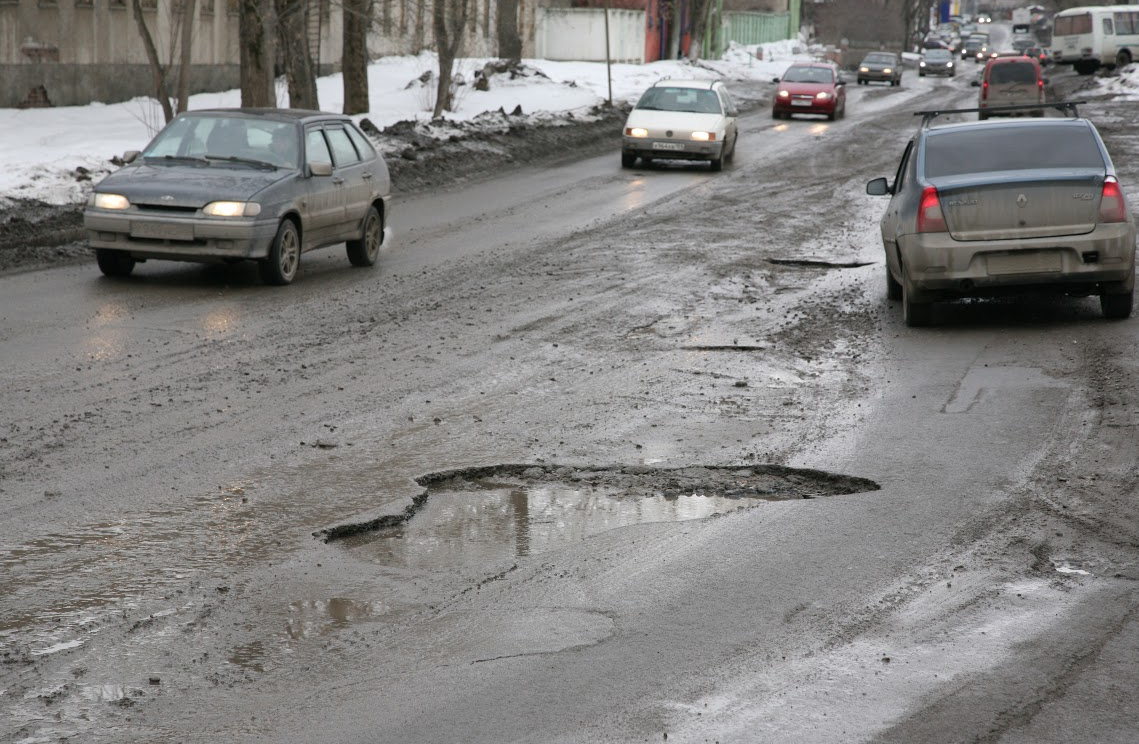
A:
[703,9,795,59]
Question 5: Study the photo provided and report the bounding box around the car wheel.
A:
[772,109,782,119]
[1101,288,1134,319]
[827,111,836,121]
[902,270,933,327]
[978,111,989,121]
[346,205,383,268]
[259,219,300,286]
[920,71,926,77]
[1117,50,1132,68]
[710,156,723,173]
[621,153,637,168]
[95,248,136,278]
[886,267,902,301]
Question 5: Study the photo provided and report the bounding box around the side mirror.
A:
[970,80,980,87]
[866,177,891,196]
[837,77,848,86]
[726,107,739,117]
[772,77,781,84]
[122,150,140,164]
[1043,77,1050,85]
[309,161,333,177]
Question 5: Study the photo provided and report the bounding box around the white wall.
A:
[535,8,644,64]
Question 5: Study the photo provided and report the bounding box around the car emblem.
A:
[666,130,673,137]
[1016,194,1029,208]
[161,195,175,201]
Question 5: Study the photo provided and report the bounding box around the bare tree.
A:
[130,0,175,122]
[277,0,320,109]
[432,0,471,117]
[176,0,196,114]
[241,0,277,107]
[495,0,521,63]
[687,0,716,61]
[343,0,371,114]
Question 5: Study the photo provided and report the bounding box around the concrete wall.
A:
[2,62,240,107]
[534,8,645,63]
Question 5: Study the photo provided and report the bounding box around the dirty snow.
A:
[0,40,809,207]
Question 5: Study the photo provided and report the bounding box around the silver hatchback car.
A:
[866,104,1136,326]
[84,108,392,285]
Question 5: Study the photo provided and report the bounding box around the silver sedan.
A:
[84,108,392,285]
[866,106,1136,326]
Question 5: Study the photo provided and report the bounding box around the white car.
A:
[621,79,739,171]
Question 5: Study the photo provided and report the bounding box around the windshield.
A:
[925,50,952,61]
[782,66,835,83]
[925,126,1105,178]
[144,114,300,169]
[635,87,723,114]
[863,54,895,65]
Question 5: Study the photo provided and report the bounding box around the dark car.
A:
[865,105,1135,326]
[1024,46,1052,66]
[84,108,392,285]
[772,63,847,120]
[919,49,957,76]
[857,52,904,86]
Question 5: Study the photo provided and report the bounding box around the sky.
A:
[0,40,807,207]
[2,40,1135,207]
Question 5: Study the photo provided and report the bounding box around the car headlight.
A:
[203,201,261,217]
[690,131,715,141]
[626,127,648,138]
[860,67,869,72]
[778,90,790,98]
[816,91,831,100]
[882,68,893,74]
[920,61,927,67]
[948,62,954,67]
[92,193,130,210]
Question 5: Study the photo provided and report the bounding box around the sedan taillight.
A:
[917,186,947,233]
[1099,176,1128,223]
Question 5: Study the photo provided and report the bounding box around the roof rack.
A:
[915,101,1085,128]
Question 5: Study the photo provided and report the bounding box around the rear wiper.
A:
[205,155,278,170]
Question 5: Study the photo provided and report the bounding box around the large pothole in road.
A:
[319,465,879,564]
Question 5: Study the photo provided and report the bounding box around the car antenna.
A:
[914,101,1086,128]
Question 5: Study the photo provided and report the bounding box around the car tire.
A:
[346,205,383,268]
[902,270,933,327]
[95,248,136,278]
[1117,50,1132,68]
[621,153,637,168]
[979,111,989,121]
[710,156,723,172]
[920,71,926,77]
[827,111,836,121]
[886,268,902,301]
[1101,289,1134,319]
[259,219,300,286]
[772,109,782,119]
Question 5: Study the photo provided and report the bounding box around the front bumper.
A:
[920,65,955,75]
[622,137,724,161]
[858,71,898,82]
[773,97,838,116]
[899,223,1137,298]
[84,209,280,262]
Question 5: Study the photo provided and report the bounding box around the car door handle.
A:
[361,172,373,180]
[332,177,344,185]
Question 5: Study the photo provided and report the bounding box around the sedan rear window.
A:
[988,62,1037,84]
[924,126,1105,177]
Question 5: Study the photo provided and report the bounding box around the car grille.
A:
[135,203,199,214]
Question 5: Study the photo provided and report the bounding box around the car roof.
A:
[651,79,722,90]
[925,118,1092,138]
[188,108,351,124]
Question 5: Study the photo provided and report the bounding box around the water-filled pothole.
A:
[320,465,878,565]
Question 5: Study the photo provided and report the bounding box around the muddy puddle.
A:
[331,464,879,567]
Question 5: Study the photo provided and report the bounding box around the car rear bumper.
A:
[899,223,1137,297]
[84,210,279,261]
[622,138,724,161]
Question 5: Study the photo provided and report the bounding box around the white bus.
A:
[1052,5,1139,74]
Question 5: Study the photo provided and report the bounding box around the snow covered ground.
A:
[0,40,811,207]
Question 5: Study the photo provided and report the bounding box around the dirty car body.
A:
[84,108,392,285]
[621,79,739,172]
[866,112,1136,326]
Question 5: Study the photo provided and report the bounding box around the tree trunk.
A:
[666,0,681,60]
[495,0,521,63]
[432,0,469,118]
[277,0,319,109]
[687,0,713,61]
[240,0,277,107]
[177,0,196,114]
[343,0,371,114]
[130,0,175,122]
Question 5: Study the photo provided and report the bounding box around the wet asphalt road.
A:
[3,62,1139,743]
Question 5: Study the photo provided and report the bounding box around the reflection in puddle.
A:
[285,598,384,639]
[343,481,757,567]
[229,640,267,672]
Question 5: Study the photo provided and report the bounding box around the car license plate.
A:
[987,251,1062,275]
[792,100,812,107]
[131,222,194,241]
[652,142,685,151]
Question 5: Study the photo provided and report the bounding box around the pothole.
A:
[318,465,879,564]
[767,258,874,269]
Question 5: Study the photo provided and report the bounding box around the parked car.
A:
[857,52,904,86]
[621,79,739,171]
[974,56,1046,119]
[84,108,392,285]
[919,49,957,76]
[865,106,1135,325]
[1024,46,1052,66]
[772,63,848,120]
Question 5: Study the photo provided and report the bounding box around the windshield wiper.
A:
[149,154,209,165]
[205,155,278,170]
